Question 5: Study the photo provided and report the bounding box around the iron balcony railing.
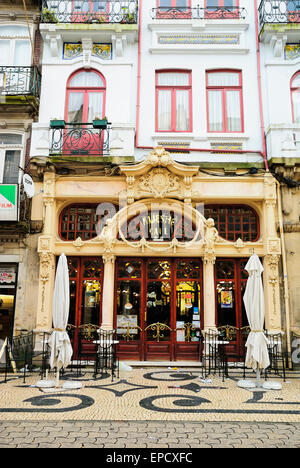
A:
[42,0,138,24]
[151,5,247,20]
[49,122,111,157]
[0,66,41,98]
[259,0,300,30]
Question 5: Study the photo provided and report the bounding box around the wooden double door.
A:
[115,258,203,361]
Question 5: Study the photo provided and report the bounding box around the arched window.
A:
[291,72,300,123]
[204,205,259,242]
[59,203,117,241]
[65,69,106,124]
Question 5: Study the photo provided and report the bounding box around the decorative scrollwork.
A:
[50,124,110,157]
[145,322,172,342]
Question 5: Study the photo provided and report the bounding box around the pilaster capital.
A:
[102,253,116,265]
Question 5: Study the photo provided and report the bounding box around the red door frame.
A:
[67,256,104,359]
[214,258,248,357]
[114,257,203,361]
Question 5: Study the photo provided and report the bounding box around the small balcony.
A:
[41,0,138,24]
[259,1,300,32]
[150,5,247,20]
[0,66,40,99]
[49,122,111,157]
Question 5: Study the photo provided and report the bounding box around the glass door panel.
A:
[116,280,141,340]
[176,281,201,342]
[146,280,171,342]
[81,279,102,324]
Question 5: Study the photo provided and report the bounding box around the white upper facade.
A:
[259,0,300,160]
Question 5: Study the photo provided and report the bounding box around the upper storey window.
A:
[291,72,300,123]
[0,26,31,66]
[66,69,106,123]
[156,70,192,132]
[206,70,243,133]
[156,0,191,19]
[0,134,23,185]
[205,0,240,18]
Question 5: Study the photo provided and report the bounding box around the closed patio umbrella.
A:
[49,253,73,385]
[243,254,270,387]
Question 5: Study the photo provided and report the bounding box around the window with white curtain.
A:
[156,70,192,132]
[0,134,23,185]
[291,72,300,123]
[0,26,31,67]
[207,70,243,133]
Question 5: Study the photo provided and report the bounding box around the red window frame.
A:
[59,204,99,241]
[155,69,193,133]
[65,68,106,124]
[156,0,192,19]
[205,0,240,19]
[204,205,259,242]
[206,69,244,133]
[291,71,300,123]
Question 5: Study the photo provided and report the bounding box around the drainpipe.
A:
[135,1,269,166]
[275,179,292,367]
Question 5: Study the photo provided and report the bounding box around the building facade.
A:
[1,0,296,363]
[0,0,41,345]
[259,0,300,350]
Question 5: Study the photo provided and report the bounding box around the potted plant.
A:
[42,8,59,24]
[92,116,108,129]
[50,118,66,129]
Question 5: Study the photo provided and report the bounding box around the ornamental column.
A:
[203,218,218,332]
[101,253,115,330]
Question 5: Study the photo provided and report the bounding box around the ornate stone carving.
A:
[267,238,281,256]
[138,168,181,199]
[203,218,217,264]
[73,237,85,250]
[99,218,116,254]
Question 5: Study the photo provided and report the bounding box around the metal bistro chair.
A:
[94,328,119,382]
[291,331,300,370]
[201,329,228,382]
[218,325,250,379]
[265,332,287,382]
[5,331,50,383]
[76,324,99,377]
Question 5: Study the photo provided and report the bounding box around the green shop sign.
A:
[0,185,18,221]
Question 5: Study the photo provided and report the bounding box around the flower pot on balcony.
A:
[93,119,108,129]
[50,119,66,129]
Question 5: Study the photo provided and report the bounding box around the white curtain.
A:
[157,72,189,86]
[226,90,242,131]
[68,92,84,123]
[176,90,189,131]
[293,91,300,123]
[208,90,223,131]
[207,72,239,87]
[70,71,104,88]
[88,92,104,121]
[0,40,10,66]
[158,89,172,131]
[14,40,31,66]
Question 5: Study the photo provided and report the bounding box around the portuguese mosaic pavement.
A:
[0,367,299,423]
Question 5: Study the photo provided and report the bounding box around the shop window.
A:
[0,264,18,341]
[206,70,243,133]
[156,70,192,132]
[291,71,300,123]
[204,205,259,242]
[0,26,31,66]
[0,134,23,184]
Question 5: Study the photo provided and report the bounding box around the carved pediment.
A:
[119,147,199,203]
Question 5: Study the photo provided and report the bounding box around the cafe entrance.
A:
[115,257,203,361]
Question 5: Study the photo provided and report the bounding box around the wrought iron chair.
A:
[93,328,119,381]
[217,325,249,379]
[265,332,287,382]
[201,329,228,382]
[76,323,99,377]
[4,331,50,383]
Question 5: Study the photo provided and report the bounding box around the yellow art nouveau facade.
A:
[28,147,284,362]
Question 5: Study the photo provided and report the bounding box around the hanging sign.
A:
[0,185,18,221]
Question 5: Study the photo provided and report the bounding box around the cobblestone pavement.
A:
[0,420,299,448]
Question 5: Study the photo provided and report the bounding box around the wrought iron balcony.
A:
[49,122,111,157]
[0,67,41,98]
[259,1,300,30]
[151,6,247,20]
[41,0,138,24]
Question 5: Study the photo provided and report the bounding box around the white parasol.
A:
[243,254,270,387]
[49,253,73,386]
